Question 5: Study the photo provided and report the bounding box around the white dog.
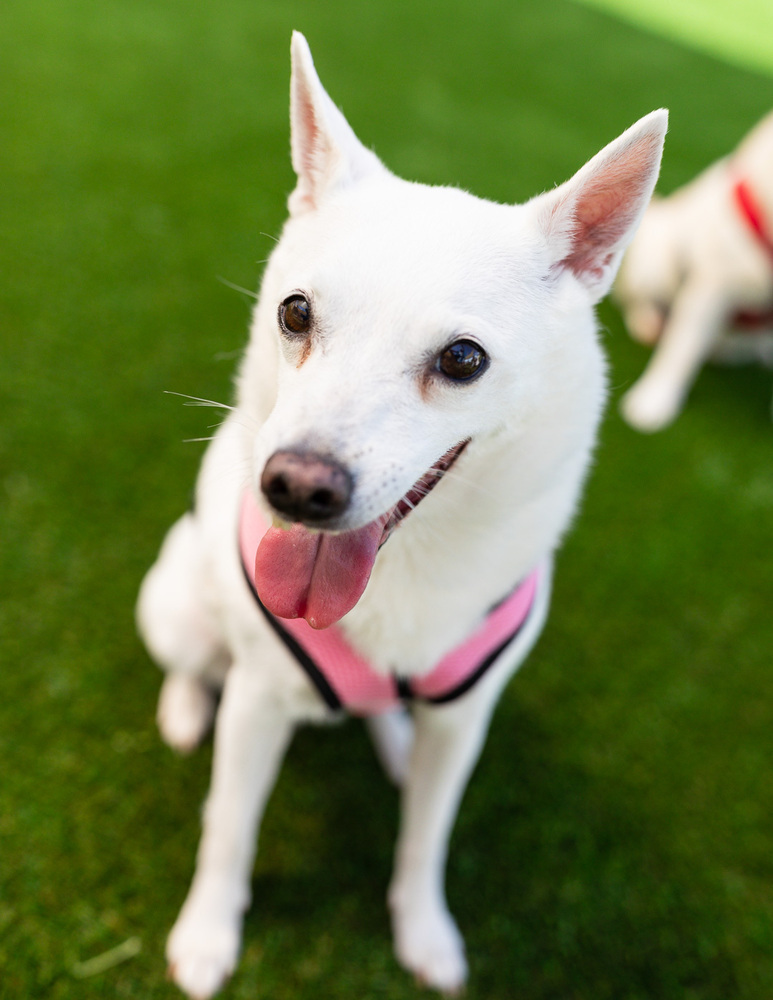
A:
[616,110,773,432]
[137,32,666,998]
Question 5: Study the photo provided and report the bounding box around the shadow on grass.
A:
[176,696,749,1000]
[454,701,741,1000]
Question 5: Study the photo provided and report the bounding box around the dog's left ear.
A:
[288,32,386,215]
[532,109,668,302]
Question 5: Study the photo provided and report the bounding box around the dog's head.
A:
[240,33,667,628]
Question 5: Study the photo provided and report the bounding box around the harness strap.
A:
[238,490,539,715]
[240,562,343,711]
[240,558,537,713]
[732,178,773,261]
[730,177,773,328]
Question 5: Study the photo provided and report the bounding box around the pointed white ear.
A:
[533,109,668,302]
[288,32,386,215]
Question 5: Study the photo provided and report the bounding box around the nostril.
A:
[309,488,334,513]
[265,475,290,502]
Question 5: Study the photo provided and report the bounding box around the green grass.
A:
[576,0,773,77]
[2,1,773,998]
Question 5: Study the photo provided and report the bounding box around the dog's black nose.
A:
[261,450,352,524]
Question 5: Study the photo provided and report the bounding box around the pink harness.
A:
[239,490,540,716]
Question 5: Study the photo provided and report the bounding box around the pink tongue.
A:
[254,521,383,629]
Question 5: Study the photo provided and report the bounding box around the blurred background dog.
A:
[616,110,773,431]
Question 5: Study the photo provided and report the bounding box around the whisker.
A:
[164,391,236,412]
[164,391,261,436]
[259,231,280,244]
[182,418,229,444]
[217,276,258,299]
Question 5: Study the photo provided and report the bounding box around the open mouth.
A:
[380,438,470,543]
[253,439,470,629]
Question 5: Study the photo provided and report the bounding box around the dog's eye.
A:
[279,294,312,335]
[436,340,488,382]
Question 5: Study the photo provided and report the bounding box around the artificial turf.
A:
[2,1,773,998]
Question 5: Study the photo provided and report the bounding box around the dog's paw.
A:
[390,900,468,995]
[620,380,682,433]
[157,674,216,754]
[166,907,240,1000]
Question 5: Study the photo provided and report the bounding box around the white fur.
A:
[136,32,666,997]
[615,110,773,432]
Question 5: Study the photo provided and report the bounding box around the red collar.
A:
[732,177,773,260]
[731,177,773,328]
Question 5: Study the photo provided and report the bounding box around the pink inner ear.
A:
[560,131,663,283]
[290,73,328,212]
[563,181,631,280]
[289,37,344,215]
[287,33,388,216]
[297,104,326,181]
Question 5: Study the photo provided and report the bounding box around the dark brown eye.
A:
[279,294,311,335]
[437,340,487,382]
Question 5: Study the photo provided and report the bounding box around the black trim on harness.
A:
[239,558,343,712]
[240,546,534,712]
[395,676,415,701]
[424,619,528,705]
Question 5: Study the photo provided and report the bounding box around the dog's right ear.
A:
[288,32,386,216]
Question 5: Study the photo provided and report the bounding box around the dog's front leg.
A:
[621,276,732,431]
[166,661,294,1000]
[389,688,497,994]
